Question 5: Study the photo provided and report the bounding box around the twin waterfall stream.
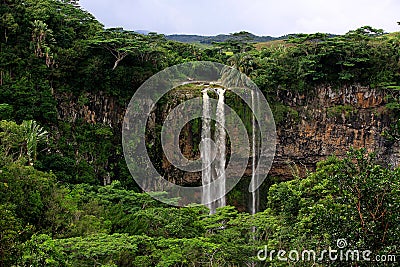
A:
[201,88,259,215]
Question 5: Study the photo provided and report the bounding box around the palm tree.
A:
[21,120,48,165]
[31,20,55,67]
[227,53,255,75]
[31,20,53,57]
[221,53,256,88]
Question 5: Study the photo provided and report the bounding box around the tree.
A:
[88,28,144,70]
[0,120,25,166]
[0,120,47,166]
[227,52,256,75]
[21,120,48,165]
[30,20,56,67]
[0,12,18,44]
[0,205,24,267]
[221,53,256,88]
[261,149,400,265]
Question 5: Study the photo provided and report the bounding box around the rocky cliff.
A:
[272,84,399,179]
[56,91,125,127]
[55,84,400,183]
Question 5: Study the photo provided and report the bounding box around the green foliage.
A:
[1,76,58,123]
[326,104,355,119]
[37,121,117,184]
[0,163,56,228]
[0,103,13,120]
[0,204,25,266]
[21,234,66,267]
[118,207,205,238]
[22,120,48,165]
[270,102,299,124]
[384,118,400,142]
[0,120,48,166]
[253,28,400,95]
[259,149,400,266]
[1,149,398,266]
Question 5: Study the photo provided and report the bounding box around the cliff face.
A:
[55,85,399,183]
[56,91,125,127]
[271,85,398,179]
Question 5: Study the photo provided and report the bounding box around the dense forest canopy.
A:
[0,0,399,266]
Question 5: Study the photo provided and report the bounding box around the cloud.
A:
[79,0,400,35]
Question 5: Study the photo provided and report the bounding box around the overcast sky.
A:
[79,0,400,36]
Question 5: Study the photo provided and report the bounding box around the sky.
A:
[79,0,400,36]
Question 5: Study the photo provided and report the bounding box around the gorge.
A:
[54,83,400,211]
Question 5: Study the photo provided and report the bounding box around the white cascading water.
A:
[250,90,259,215]
[215,88,226,209]
[201,88,226,214]
[201,89,213,212]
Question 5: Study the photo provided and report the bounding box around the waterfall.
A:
[201,88,226,214]
[201,89,213,212]
[215,88,226,209]
[250,90,259,215]
[201,88,258,215]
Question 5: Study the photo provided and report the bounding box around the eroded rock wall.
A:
[54,85,399,183]
[271,85,397,178]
